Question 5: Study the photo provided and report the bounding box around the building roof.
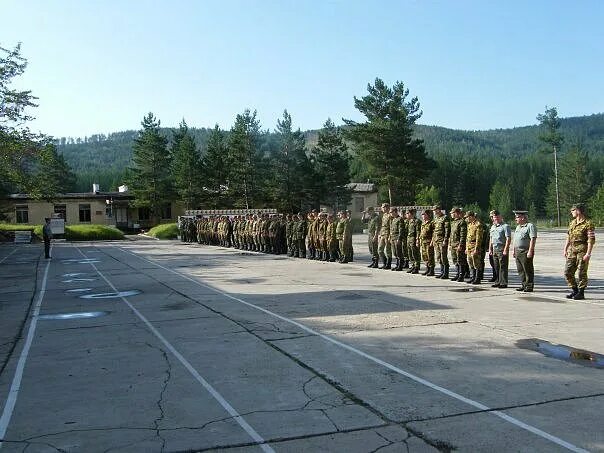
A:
[7,191,134,201]
[346,182,377,193]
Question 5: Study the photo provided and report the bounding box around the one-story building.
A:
[345,182,378,218]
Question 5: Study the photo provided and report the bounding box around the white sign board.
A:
[50,218,65,234]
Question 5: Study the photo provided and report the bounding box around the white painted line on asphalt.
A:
[117,245,589,453]
[0,248,18,264]
[0,253,51,449]
[74,246,274,453]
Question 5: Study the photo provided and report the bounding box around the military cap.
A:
[489,209,500,216]
[571,203,586,212]
[433,204,442,211]
[513,210,528,216]
[450,206,462,214]
[465,211,476,218]
[406,208,416,214]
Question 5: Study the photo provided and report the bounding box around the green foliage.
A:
[202,125,229,208]
[311,118,352,212]
[343,78,434,204]
[64,225,124,241]
[0,223,39,232]
[171,120,203,210]
[488,180,513,216]
[126,113,173,224]
[589,184,604,226]
[147,223,178,239]
[414,185,440,205]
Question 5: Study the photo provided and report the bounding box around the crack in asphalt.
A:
[144,342,171,453]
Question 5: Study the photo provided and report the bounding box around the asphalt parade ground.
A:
[0,231,602,452]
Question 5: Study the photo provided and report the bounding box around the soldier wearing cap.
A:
[405,208,421,274]
[389,207,404,271]
[363,206,381,268]
[449,207,468,282]
[431,204,451,278]
[512,210,537,292]
[465,211,484,284]
[419,209,435,276]
[378,203,392,269]
[563,203,596,300]
[488,209,511,288]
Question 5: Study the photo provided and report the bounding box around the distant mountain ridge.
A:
[57,112,604,191]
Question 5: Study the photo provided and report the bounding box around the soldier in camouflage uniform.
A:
[326,213,339,262]
[389,207,404,271]
[563,203,596,300]
[406,208,421,274]
[362,207,381,268]
[431,204,451,278]
[449,207,468,282]
[419,210,435,276]
[336,211,353,263]
[465,211,484,284]
[377,203,392,269]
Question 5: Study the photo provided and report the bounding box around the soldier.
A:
[431,204,451,278]
[512,210,537,292]
[405,208,421,274]
[336,211,353,263]
[326,213,339,262]
[378,203,392,269]
[465,211,484,284]
[362,207,381,268]
[419,209,435,276]
[486,210,499,283]
[563,203,596,300]
[449,207,468,282]
[389,207,404,271]
[488,210,511,288]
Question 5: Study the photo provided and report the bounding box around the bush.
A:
[65,225,125,241]
[147,223,178,239]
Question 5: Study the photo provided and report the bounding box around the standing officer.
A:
[42,217,53,259]
[419,209,435,276]
[563,203,596,300]
[378,203,392,269]
[489,210,511,288]
[465,211,484,284]
[431,204,451,278]
[389,207,404,271]
[449,207,467,282]
[406,208,421,274]
[363,207,381,268]
[512,210,537,292]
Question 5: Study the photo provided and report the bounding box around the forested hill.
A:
[57,113,604,191]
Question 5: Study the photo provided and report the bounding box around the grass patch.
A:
[147,223,178,239]
[65,225,124,241]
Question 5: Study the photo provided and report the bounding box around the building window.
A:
[161,204,172,220]
[138,207,150,221]
[54,204,67,223]
[354,197,364,212]
[15,205,29,224]
[79,204,91,222]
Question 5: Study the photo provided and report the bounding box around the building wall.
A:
[347,192,378,219]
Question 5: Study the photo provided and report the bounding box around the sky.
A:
[3,0,604,138]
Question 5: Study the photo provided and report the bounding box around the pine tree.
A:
[537,106,564,225]
[343,78,434,204]
[127,113,173,224]
[227,109,264,208]
[589,184,604,226]
[271,110,310,212]
[488,180,513,216]
[311,118,351,212]
[171,120,203,210]
[203,125,229,208]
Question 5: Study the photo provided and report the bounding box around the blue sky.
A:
[3,0,603,138]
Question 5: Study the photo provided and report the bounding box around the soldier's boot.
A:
[573,288,585,300]
[566,286,579,299]
[410,265,419,274]
[406,265,415,273]
[379,257,388,269]
[384,258,392,270]
[450,265,460,281]
[441,265,449,279]
[426,266,435,276]
[396,259,404,271]
[368,258,376,268]
[467,269,476,283]
[391,258,399,271]
[421,266,429,276]
[404,260,410,269]
[435,266,443,278]
[472,270,482,284]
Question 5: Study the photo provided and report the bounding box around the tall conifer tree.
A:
[171,120,203,210]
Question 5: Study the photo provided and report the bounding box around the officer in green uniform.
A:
[389,207,404,271]
[378,203,392,269]
[419,209,435,276]
[431,204,451,278]
[363,207,381,268]
[336,211,352,263]
[563,203,596,300]
[405,208,421,274]
[465,211,484,284]
[326,214,339,262]
[449,207,468,282]
[512,210,537,292]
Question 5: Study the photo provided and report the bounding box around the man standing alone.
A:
[489,210,511,288]
[564,203,596,300]
[43,217,53,259]
[512,210,537,292]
